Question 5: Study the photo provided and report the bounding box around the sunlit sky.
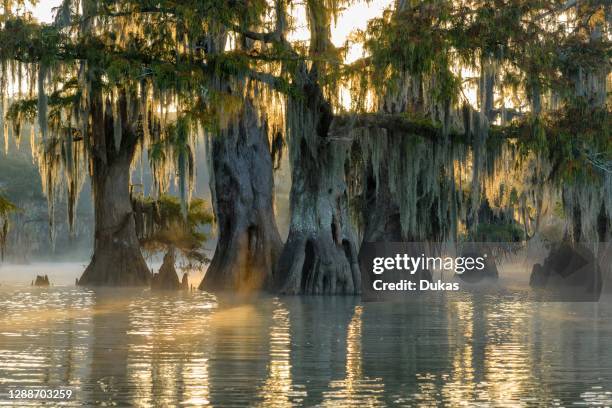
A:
[29,0,394,21]
[28,0,60,23]
[23,1,484,109]
[28,0,394,57]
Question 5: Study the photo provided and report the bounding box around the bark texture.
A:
[200,100,282,292]
[274,80,360,295]
[78,91,150,286]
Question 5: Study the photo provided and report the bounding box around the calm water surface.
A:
[0,285,611,407]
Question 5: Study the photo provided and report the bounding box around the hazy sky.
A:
[28,0,61,23]
[25,0,397,107]
[23,1,480,106]
[28,0,393,61]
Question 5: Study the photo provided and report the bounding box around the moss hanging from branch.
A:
[37,62,48,141]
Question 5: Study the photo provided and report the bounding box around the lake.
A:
[0,283,611,406]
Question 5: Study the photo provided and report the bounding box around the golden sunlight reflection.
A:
[440,300,477,405]
[1,288,612,406]
[481,301,538,404]
[0,289,95,333]
[257,298,294,407]
[322,305,385,407]
[124,292,217,406]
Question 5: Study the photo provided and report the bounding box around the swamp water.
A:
[0,267,612,406]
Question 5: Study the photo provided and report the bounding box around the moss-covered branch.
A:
[329,112,445,140]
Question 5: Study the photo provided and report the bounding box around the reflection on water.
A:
[0,286,612,406]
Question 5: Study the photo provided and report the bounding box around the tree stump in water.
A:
[529,243,601,293]
[181,273,189,290]
[151,249,180,290]
[528,243,607,301]
[33,275,50,287]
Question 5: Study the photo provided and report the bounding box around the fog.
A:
[0,122,294,287]
[0,260,214,289]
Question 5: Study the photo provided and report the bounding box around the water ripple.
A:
[0,287,611,406]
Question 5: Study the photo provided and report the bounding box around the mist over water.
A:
[0,262,208,290]
[0,263,86,286]
[0,287,612,406]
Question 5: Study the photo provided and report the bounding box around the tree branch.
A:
[329,112,531,143]
[228,23,283,44]
[329,113,445,140]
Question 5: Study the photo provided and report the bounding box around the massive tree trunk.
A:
[78,90,150,286]
[271,0,360,295]
[78,151,150,285]
[200,100,282,292]
[274,147,361,295]
[273,82,360,295]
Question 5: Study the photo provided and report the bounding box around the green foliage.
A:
[0,17,66,64]
[147,141,167,175]
[516,102,611,184]
[0,0,279,230]
[0,193,18,218]
[6,99,37,122]
[470,222,525,242]
[362,0,609,113]
[134,194,213,265]
[364,1,460,104]
[0,152,45,202]
[367,3,450,73]
[147,115,197,207]
[6,82,80,128]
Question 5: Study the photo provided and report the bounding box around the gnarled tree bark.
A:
[273,77,360,295]
[274,144,361,294]
[271,0,361,295]
[200,99,282,292]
